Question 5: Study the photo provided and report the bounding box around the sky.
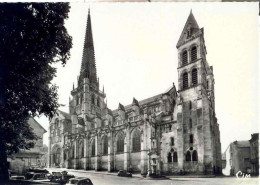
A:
[35,2,259,153]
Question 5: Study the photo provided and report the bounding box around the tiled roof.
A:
[28,118,47,133]
[234,140,250,148]
[58,110,71,120]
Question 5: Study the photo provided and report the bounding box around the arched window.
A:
[71,145,75,159]
[91,139,95,157]
[168,152,172,162]
[117,132,124,153]
[80,94,84,104]
[192,68,198,85]
[190,134,194,144]
[91,94,95,105]
[97,97,100,107]
[102,135,108,155]
[173,152,178,162]
[182,50,188,65]
[183,72,188,89]
[91,122,95,129]
[170,137,174,146]
[79,140,84,158]
[191,46,197,61]
[192,150,198,161]
[186,151,191,161]
[55,148,61,165]
[132,129,141,152]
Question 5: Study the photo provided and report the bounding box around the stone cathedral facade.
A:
[48,10,222,175]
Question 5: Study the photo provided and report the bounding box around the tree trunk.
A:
[0,125,9,182]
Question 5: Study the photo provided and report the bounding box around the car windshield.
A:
[69,179,79,184]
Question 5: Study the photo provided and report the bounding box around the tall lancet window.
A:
[132,129,141,152]
[117,132,124,153]
[183,72,188,89]
[182,50,188,65]
[91,139,95,157]
[192,68,198,85]
[102,135,108,155]
[191,46,197,61]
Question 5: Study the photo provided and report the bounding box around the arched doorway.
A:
[52,145,61,167]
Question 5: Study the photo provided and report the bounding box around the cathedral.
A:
[48,10,222,175]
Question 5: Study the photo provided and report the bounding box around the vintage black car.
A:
[66,177,93,185]
[49,171,75,184]
[117,170,132,177]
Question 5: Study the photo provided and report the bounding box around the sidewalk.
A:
[48,168,143,179]
[48,168,217,180]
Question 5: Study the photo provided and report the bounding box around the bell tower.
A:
[176,11,222,174]
[69,9,106,131]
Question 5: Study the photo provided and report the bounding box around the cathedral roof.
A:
[176,10,200,48]
[57,110,71,120]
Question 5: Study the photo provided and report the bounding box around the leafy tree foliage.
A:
[0,3,72,180]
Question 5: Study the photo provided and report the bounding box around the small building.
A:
[249,133,259,175]
[8,118,47,175]
[222,140,251,176]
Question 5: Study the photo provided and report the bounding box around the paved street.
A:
[47,168,259,185]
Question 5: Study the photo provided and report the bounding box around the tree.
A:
[0,3,72,181]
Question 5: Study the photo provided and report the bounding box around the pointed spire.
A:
[79,8,97,86]
[176,11,200,48]
[73,82,74,90]
[103,85,104,93]
[118,103,125,112]
[132,97,139,107]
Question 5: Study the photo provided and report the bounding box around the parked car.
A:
[117,170,132,177]
[49,171,75,184]
[66,177,93,185]
[27,168,49,174]
[25,172,49,181]
[9,175,25,180]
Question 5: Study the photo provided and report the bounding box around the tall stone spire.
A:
[176,11,200,48]
[79,9,97,86]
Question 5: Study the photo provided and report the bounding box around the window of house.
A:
[191,46,197,61]
[192,68,198,85]
[189,101,192,110]
[182,50,188,65]
[189,119,192,129]
[183,72,188,89]
[132,129,141,152]
[117,132,124,153]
